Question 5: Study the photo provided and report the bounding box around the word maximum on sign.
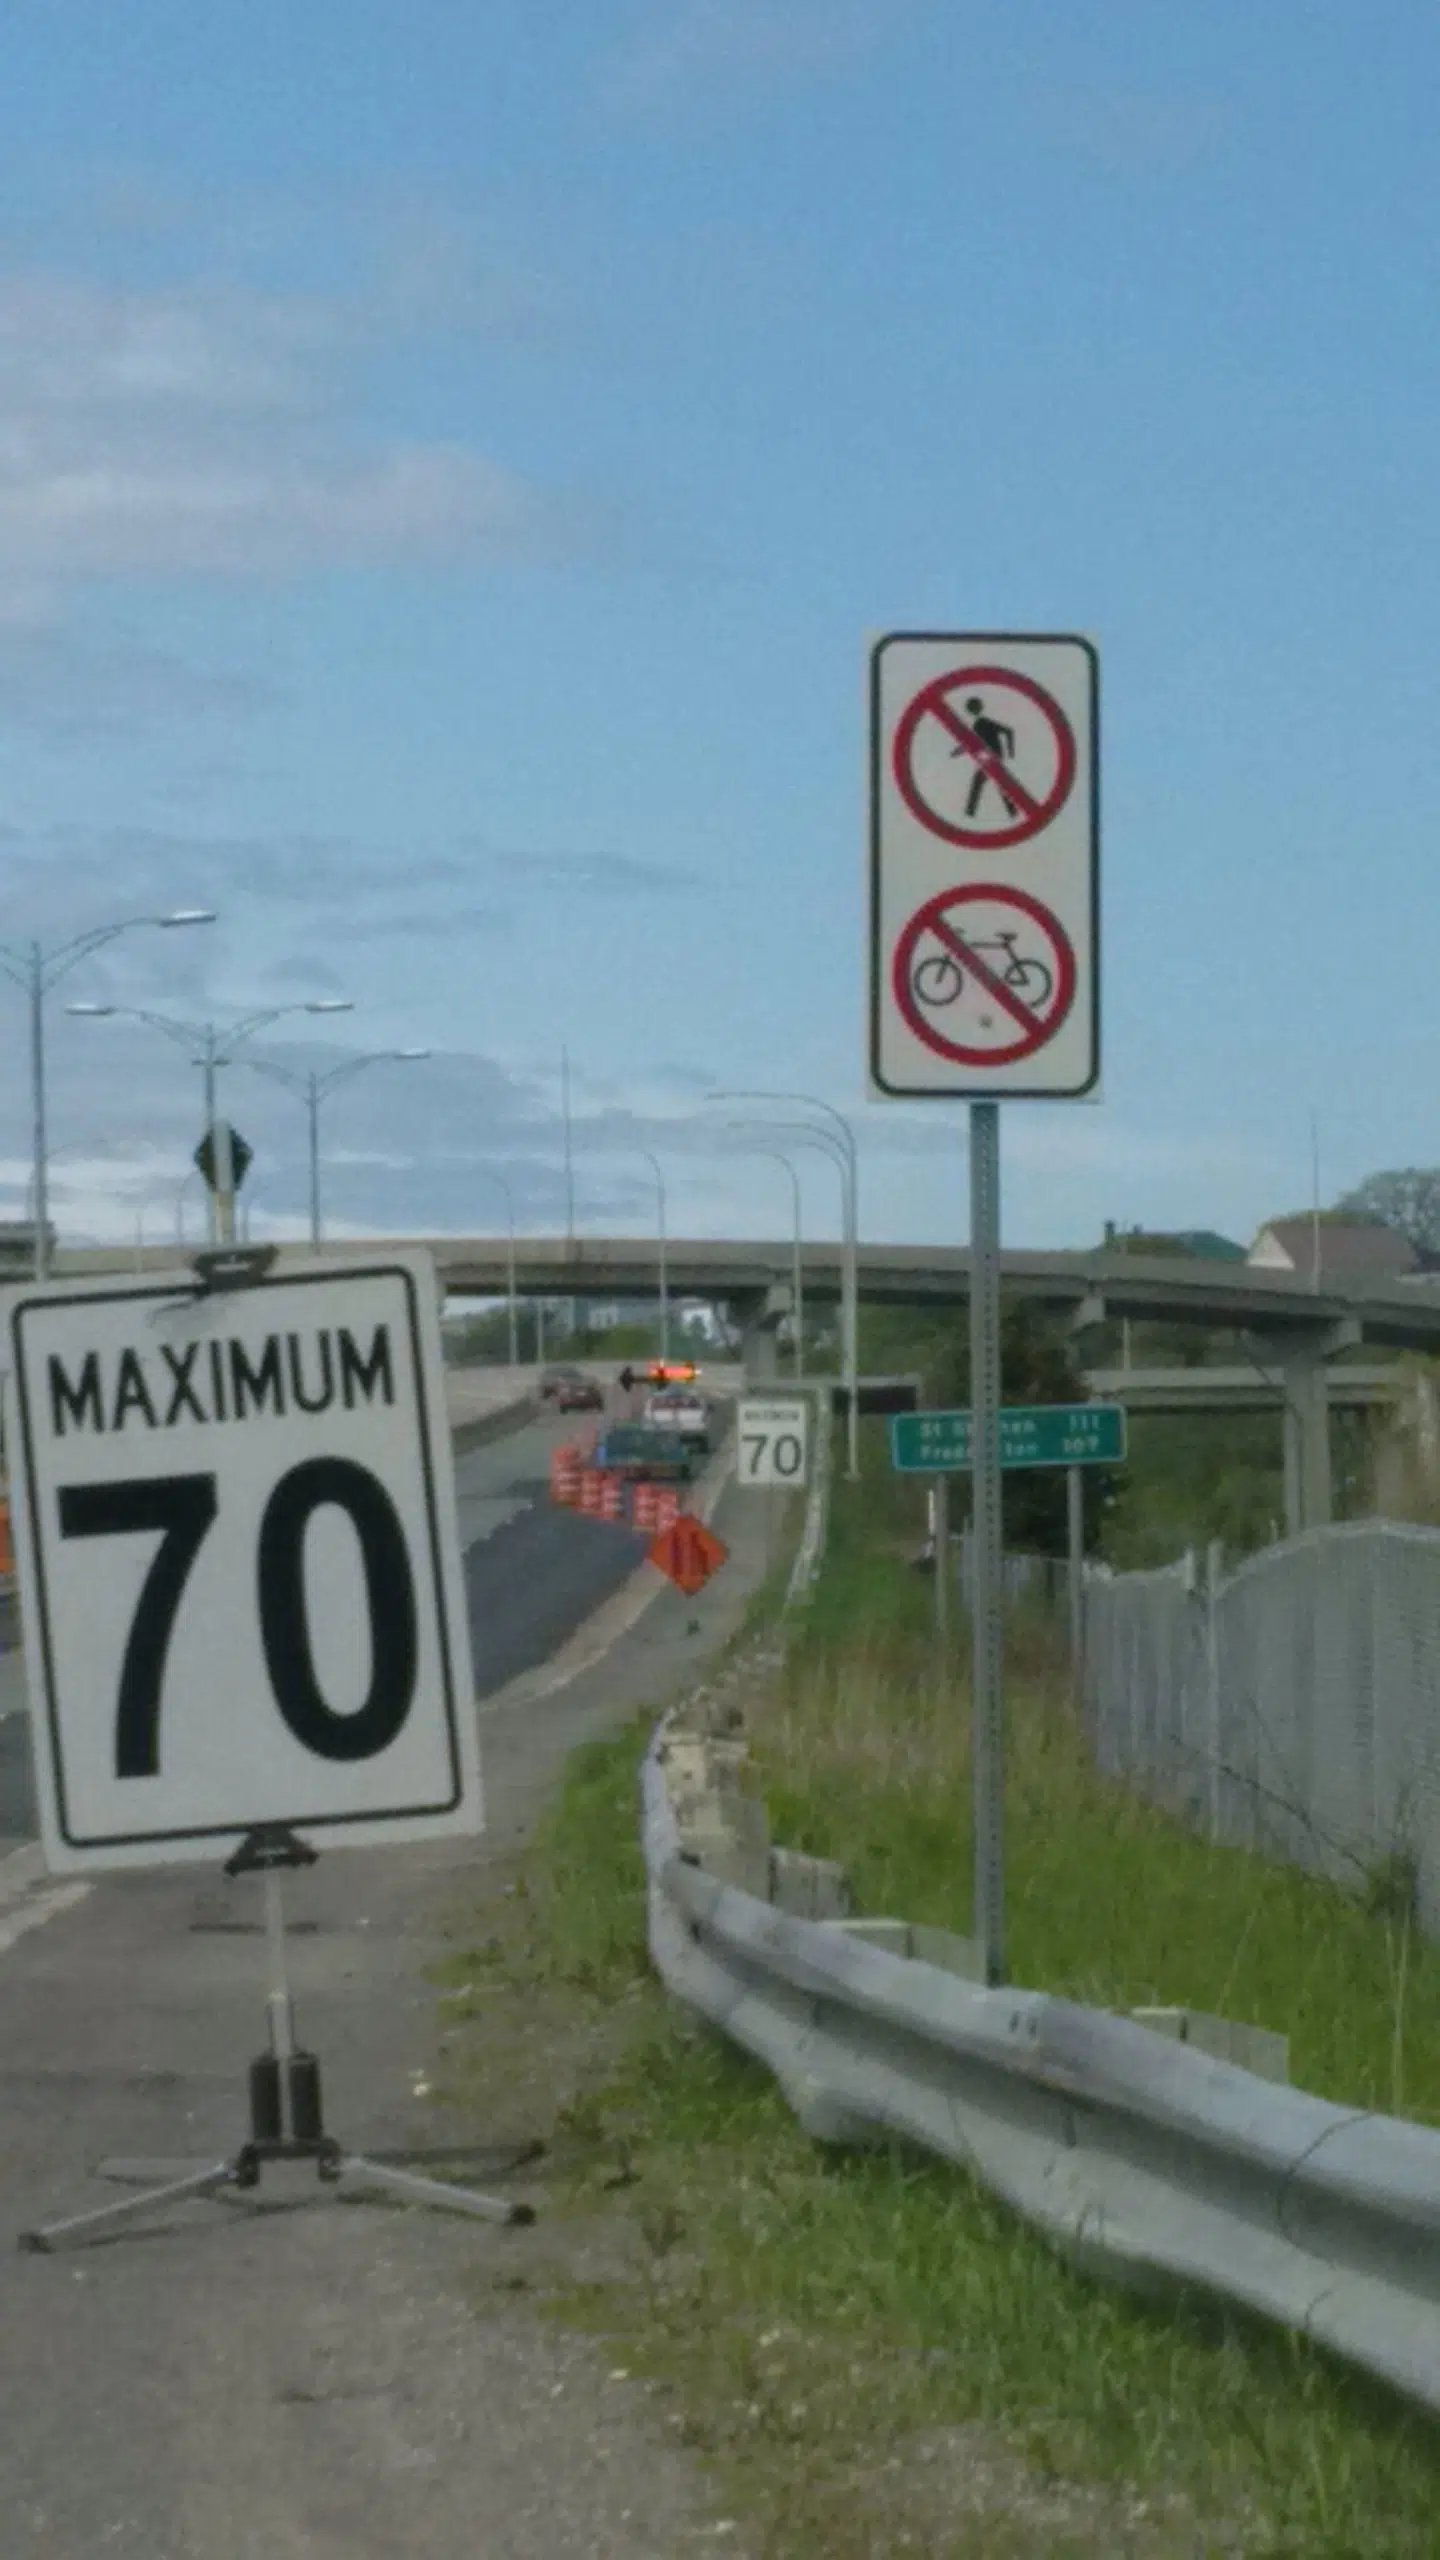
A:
[889,1401,1126,1473]
[47,1321,395,1437]
[7,1253,479,1875]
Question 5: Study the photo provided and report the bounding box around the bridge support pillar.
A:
[1280,1345,1332,1535]
[740,1317,782,1384]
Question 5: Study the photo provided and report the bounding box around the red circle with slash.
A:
[892,883,1076,1066]
[891,664,1075,849]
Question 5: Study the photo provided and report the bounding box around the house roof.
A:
[1251,1216,1419,1276]
[1166,1229,1248,1261]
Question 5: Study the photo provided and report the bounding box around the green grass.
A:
[439,1420,1440,2557]
[764,1443,1440,2126]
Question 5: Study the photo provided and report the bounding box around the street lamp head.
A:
[305,999,354,1015]
[394,1046,431,1060]
[158,909,216,928]
[65,1001,115,1017]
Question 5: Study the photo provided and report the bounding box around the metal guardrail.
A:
[783,1393,831,1612]
[643,1732,1440,2417]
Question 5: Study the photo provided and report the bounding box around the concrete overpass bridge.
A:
[48,1235,1440,1535]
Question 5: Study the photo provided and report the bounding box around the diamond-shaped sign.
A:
[646,1513,728,1597]
[193,1123,253,1193]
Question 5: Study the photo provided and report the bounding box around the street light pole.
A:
[308,1076,322,1247]
[28,945,46,1278]
[244,1048,430,1247]
[635,1150,669,1361]
[745,1148,804,1378]
[0,908,215,1279]
[713,1096,858,1469]
[475,1169,520,1365]
[69,995,356,1250]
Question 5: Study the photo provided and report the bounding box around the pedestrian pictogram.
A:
[893,884,1075,1068]
[870,632,1097,1099]
[646,1513,728,1596]
[892,664,1075,850]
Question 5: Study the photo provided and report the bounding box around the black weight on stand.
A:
[19,1825,540,2252]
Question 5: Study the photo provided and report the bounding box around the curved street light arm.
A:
[713,1099,859,1478]
[243,1056,311,1100]
[706,1087,856,1170]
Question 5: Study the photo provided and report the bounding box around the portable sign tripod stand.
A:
[20,1824,538,2253]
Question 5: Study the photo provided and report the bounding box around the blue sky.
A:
[0,0,1435,1257]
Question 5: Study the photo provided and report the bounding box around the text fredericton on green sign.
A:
[889,1401,1126,1474]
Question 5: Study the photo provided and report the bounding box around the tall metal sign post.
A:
[869,632,1099,1985]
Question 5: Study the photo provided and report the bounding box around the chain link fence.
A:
[1081,1523,1440,1934]
[955,1523,1070,1612]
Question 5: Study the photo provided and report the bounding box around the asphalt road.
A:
[0,1400,766,2558]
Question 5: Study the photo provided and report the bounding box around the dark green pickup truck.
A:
[592,1423,695,1484]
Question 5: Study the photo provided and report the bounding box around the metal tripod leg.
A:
[334,2152,535,2226]
[19,2159,239,2253]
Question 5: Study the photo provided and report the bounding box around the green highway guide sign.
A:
[889,1401,1127,1474]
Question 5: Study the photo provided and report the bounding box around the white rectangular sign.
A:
[735,1398,811,1488]
[6,1250,480,1874]
[869,631,1099,1099]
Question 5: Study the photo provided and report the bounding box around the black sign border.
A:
[10,1260,468,1857]
[868,630,1101,1100]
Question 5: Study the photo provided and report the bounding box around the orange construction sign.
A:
[646,1512,728,1597]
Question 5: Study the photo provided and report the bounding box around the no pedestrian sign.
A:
[869,633,1099,1099]
[5,1250,481,1874]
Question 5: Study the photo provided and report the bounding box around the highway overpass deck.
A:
[51,1237,1440,1358]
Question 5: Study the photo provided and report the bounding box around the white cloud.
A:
[487,849,700,898]
[603,0,906,107]
[0,621,277,739]
[0,270,571,599]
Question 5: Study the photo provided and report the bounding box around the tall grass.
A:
[759,1429,1440,2123]
[442,1418,1440,2555]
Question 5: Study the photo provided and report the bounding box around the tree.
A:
[857,1296,1117,1555]
[1335,1168,1440,1256]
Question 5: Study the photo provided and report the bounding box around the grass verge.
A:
[435,1427,1440,2557]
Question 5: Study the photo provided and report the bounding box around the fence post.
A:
[1205,1537,1224,1844]
[1066,1463,1084,1706]
[933,1473,950,1654]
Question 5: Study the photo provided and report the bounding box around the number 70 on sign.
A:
[735,1398,811,1488]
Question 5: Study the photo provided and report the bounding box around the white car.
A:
[644,1389,711,1455]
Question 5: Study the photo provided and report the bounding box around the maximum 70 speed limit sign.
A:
[735,1397,811,1489]
[5,1251,480,1874]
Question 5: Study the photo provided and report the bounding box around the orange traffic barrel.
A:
[652,1487,681,1535]
[578,1469,605,1514]
[600,1472,623,1520]
[632,1480,659,1533]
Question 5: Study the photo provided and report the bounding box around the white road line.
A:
[0,1841,90,1955]
[0,1882,88,1957]
[0,1841,46,1902]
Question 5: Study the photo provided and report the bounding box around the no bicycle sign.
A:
[869,633,1098,1098]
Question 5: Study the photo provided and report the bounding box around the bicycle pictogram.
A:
[910,929,1053,1014]
[891,883,1076,1071]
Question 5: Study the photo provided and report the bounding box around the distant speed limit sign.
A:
[736,1398,811,1488]
[6,1250,480,1874]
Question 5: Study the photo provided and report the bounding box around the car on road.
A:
[644,1387,711,1456]
[591,1422,694,1484]
[539,1364,587,1401]
[557,1377,604,1413]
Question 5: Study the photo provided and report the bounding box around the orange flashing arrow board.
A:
[647,1513,728,1597]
